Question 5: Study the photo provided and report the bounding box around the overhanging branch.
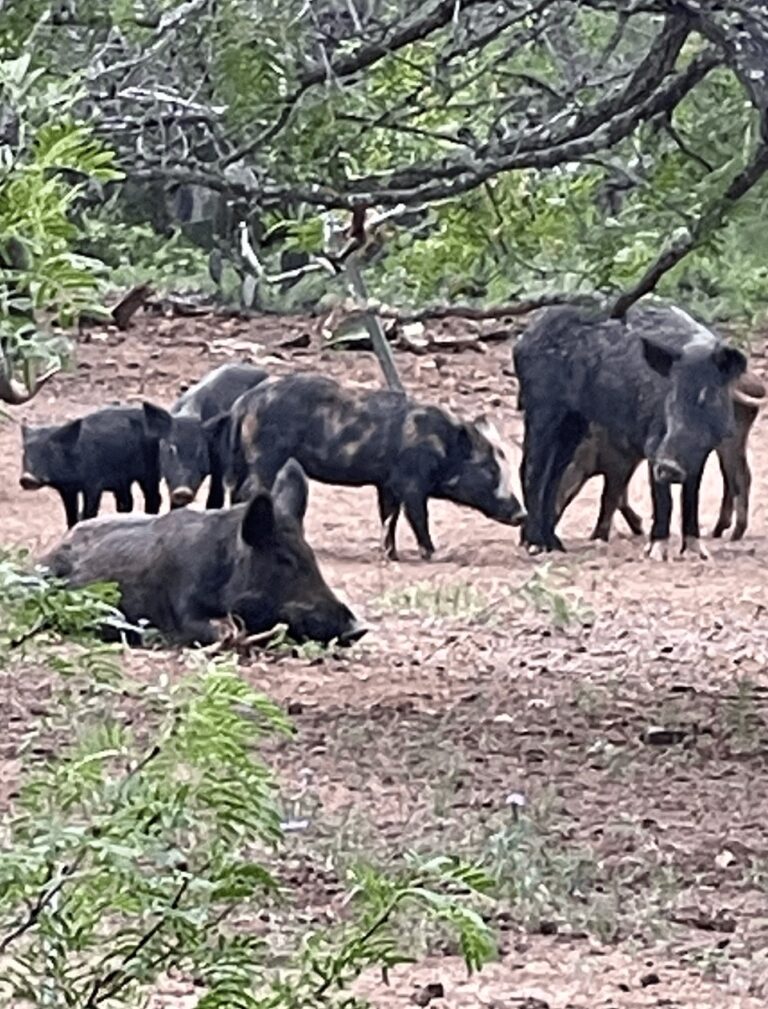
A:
[609,138,768,318]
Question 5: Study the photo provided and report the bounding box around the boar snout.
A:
[285,601,367,646]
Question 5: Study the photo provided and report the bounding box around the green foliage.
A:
[376,580,489,619]
[0,551,125,651]
[0,47,122,379]
[518,564,594,628]
[0,558,495,1008]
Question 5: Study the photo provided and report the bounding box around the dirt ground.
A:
[4,307,768,1008]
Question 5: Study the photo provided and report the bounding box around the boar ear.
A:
[142,402,173,439]
[272,458,308,526]
[713,345,746,383]
[52,418,82,447]
[641,337,682,378]
[241,494,276,549]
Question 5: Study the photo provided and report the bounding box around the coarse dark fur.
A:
[143,363,267,508]
[514,302,746,555]
[40,460,363,647]
[226,373,525,560]
[20,407,161,528]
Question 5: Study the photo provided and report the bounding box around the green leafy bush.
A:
[0,562,496,1008]
[0,48,122,381]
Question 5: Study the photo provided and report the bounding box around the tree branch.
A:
[373,293,598,324]
[609,139,768,318]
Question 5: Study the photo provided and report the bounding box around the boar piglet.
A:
[39,459,365,648]
[227,373,525,560]
[143,362,267,509]
[21,406,161,529]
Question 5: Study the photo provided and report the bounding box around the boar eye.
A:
[276,551,297,571]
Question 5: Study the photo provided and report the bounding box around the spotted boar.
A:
[40,459,364,647]
[227,373,525,560]
[143,363,267,509]
[20,407,161,528]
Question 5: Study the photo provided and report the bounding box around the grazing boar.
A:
[143,363,267,509]
[20,407,161,528]
[226,373,525,560]
[40,459,365,647]
[514,303,747,560]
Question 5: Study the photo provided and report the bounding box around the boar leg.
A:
[402,492,435,560]
[647,466,673,560]
[114,485,133,513]
[731,460,751,540]
[58,487,80,529]
[617,493,644,536]
[81,487,103,521]
[592,460,642,541]
[522,410,584,551]
[377,486,401,560]
[206,459,225,510]
[554,462,589,528]
[680,464,709,559]
[140,478,162,515]
[713,436,750,540]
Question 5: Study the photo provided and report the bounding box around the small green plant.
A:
[0,551,127,650]
[517,564,593,628]
[376,580,488,619]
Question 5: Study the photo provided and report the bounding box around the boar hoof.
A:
[681,536,710,560]
[589,527,610,542]
[645,540,669,562]
[527,543,545,556]
[419,546,434,561]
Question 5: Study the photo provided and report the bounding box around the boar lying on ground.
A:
[20,407,161,528]
[40,459,364,647]
[143,362,267,509]
[555,371,765,545]
[226,373,525,560]
[514,303,747,559]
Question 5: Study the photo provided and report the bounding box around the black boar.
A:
[556,371,765,545]
[143,362,267,509]
[40,459,364,647]
[226,373,525,560]
[20,407,161,528]
[514,303,747,559]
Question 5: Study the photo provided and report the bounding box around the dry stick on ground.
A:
[373,294,597,325]
[609,138,768,318]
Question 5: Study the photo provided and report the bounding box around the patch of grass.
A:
[722,676,764,749]
[375,580,489,619]
[518,563,594,628]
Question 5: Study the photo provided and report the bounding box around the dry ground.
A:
[3,308,768,1008]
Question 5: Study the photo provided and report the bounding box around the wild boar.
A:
[555,371,765,544]
[143,362,267,508]
[514,303,746,559]
[20,407,161,528]
[226,373,525,560]
[40,459,365,647]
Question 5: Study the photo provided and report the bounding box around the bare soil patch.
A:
[4,310,768,1007]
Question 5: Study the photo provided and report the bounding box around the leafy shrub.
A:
[0,562,496,1008]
